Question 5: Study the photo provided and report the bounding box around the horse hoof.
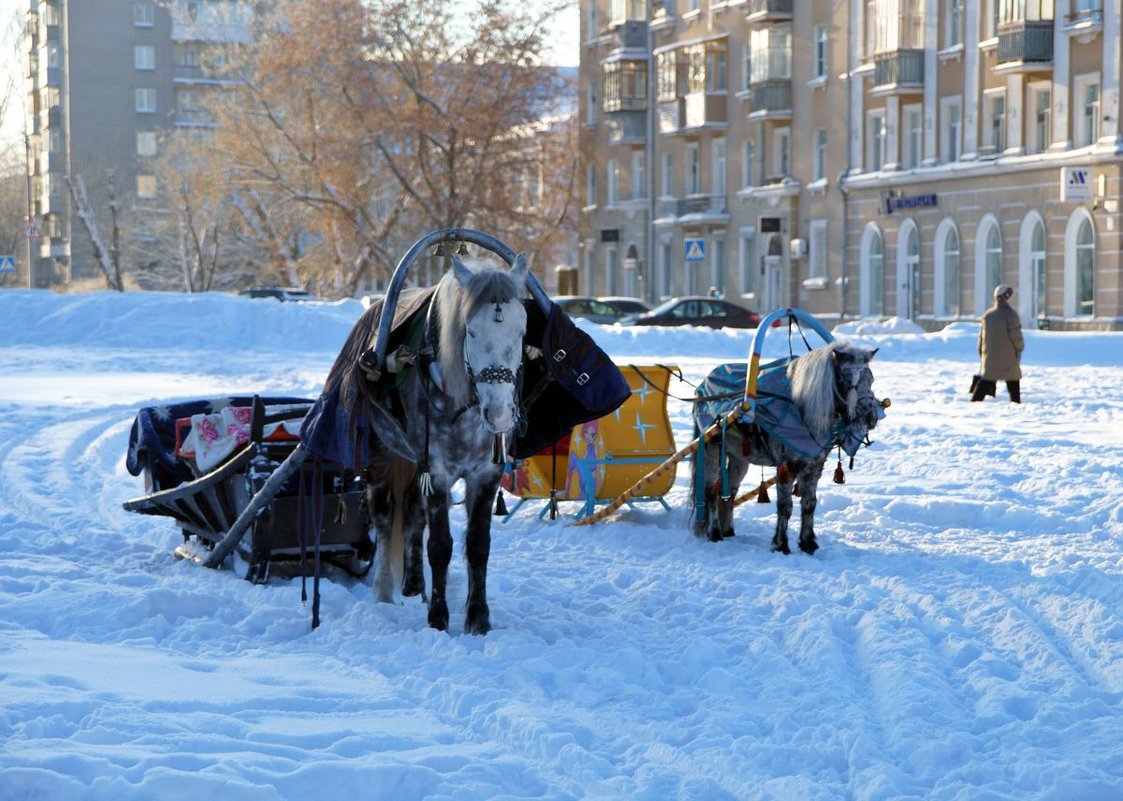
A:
[721,528,735,539]
[707,530,723,543]
[799,539,819,555]
[771,542,791,555]
[465,602,491,635]
[427,600,449,631]
[402,577,425,597]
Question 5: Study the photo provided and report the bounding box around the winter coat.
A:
[978,301,1024,382]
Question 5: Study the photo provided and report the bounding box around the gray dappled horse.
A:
[692,341,881,555]
[367,256,528,634]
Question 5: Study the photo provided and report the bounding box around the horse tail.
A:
[388,457,413,586]
[788,341,845,441]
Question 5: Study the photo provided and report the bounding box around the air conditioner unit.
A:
[789,238,807,259]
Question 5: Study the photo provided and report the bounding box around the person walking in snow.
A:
[971,284,1024,403]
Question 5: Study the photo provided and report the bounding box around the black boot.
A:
[1007,381,1021,403]
[970,377,994,402]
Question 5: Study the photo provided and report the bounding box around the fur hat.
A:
[994,284,1014,302]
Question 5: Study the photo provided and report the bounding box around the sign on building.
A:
[684,238,706,262]
[0,255,16,274]
[1061,167,1093,202]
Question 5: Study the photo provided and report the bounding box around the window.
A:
[743,138,755,188]
[813,129,828,181]
[631,151,646,201]
[134,45,155,70]
[135,87,157,112]
[586,164,597,206]
[946,0,965,47]
[809,220,828,280]
[1075,218,1094,315]
[706,50,727,92]
[586,84,597,125]
[1030,83,1051,154]
[1031,220,1046,320]
[903,104,922,168]
[740,233,756,295]
[713,138,727,197]
[941,96,961,163]
[603,60,647,112]
[136,131,157,157]
[711,237,726,294]
[866,228,885,316]
[741,47,752,93]
[660,240,673,298]
[685,143,700,194]
[985,91,1006,153]
[813,25,829,80]
[942,226,961,316]
[1074,74,1100,147]
[661,152,673,196]
[586,2,597,40]
[773,127,790,178]
[136,174,157,198]
[749,24,791,83]
[867,110,886,171]
[134,2,155,26]
[986,225,1003,297]
[45,40,59,68]
[606,159,619,205]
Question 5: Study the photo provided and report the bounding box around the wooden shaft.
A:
[731,475,778,507]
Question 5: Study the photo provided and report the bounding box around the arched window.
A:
[974,215,1003,315]
[943,226,960,316]
[1076,218,1094,315]
[1064,210,1095,317]
[1031,221,1046,320]
[986,225,1002,296]
[897,222,920,319]
[861,226,884,317]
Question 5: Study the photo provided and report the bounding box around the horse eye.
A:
[467,329,477,339]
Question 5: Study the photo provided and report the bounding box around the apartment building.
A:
[580,0,1121,330]
[23,0,251,288]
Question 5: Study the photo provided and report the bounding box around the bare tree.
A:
[205,0,576,296]
[66,174,125,291]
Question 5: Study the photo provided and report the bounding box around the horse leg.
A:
[692,437,722,541]
[462,475,499,635]
[716,450,750,539]
[366,471,399,604]
[400,478,427,598]
[797,460,825,555]
[771,466,794,555]
[423,485,452,631]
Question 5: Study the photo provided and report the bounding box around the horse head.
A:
[439,253,529,435]
[832,343,881,433]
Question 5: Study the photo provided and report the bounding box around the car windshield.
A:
[648,298,681,315]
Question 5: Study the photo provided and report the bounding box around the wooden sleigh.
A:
[123,396,371,582]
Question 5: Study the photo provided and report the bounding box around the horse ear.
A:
[869,347,879,359]
[510,252,529,287]
[451,254,474,287]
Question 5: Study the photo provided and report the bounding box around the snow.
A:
[2,288,1123,801]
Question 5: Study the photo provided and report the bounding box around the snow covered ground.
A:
[2,289,1122,801]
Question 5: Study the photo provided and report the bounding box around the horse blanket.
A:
[299,291,631,470]
[695,359,870,459]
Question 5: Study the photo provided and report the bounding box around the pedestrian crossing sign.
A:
[0,255,16,274]
[684,238,705,262]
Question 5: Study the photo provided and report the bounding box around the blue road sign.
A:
[0,255,16,274]
[684,238,705,262]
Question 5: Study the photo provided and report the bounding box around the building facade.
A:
[23,0,250,288]
[580,0,1121,330]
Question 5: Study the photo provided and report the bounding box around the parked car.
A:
[553,295,637,324]
[239,286,320,302]
[596,296,652,318]
[622,296,763,329]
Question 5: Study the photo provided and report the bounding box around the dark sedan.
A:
[623,296,763,329]
[553,295,635,324]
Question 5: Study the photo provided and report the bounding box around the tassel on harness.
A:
[833,447,846,484]
[757,467,771,504]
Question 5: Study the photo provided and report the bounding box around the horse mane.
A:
[432,261,525,406]
[788,340,851,440]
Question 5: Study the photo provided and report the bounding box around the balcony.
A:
[175,108,217,126]
[605,111,647,144]
[996,20,1054,72]
[745,0,792,23]
[683,92,727,129]
[1062,7,1103,37]
[747,79,791,120]
[656,194,727,220]
[872,50,924,94]
[605,19,647,50]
